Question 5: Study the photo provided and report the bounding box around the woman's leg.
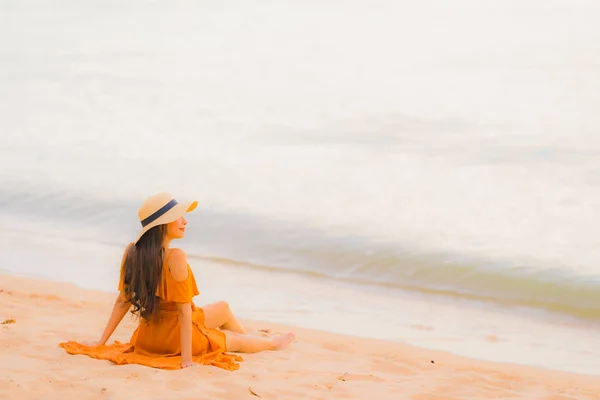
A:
[201,301,248,334]
[223,330,295,353]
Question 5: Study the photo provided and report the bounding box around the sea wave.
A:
[2,186,599,320]
[186,247,600,320]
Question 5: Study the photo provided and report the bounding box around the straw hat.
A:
[135,192,198,244]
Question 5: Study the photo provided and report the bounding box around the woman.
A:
[59,192,294,370]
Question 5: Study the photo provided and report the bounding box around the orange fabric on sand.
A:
[59,250,243,370]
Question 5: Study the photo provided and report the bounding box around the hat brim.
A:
[134,200,197,244]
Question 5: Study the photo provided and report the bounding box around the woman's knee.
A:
[215,300,230,313]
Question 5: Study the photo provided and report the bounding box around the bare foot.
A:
[272,332,295,350]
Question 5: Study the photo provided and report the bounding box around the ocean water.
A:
[1,0,600,374]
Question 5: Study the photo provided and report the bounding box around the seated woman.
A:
[59,193,294,370]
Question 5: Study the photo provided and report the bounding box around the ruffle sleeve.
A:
[156,265,200,303]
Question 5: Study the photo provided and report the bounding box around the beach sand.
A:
[1,273,598,400]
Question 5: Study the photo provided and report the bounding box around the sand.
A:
[1,273,599,400]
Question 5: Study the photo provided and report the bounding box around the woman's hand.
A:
[181,361,198,369]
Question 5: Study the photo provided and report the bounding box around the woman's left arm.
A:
[93,291,131,346]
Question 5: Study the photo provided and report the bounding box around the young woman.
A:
[59,193,294,370]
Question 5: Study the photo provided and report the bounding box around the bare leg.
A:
[201,301,248,334]
[224,330,295,353]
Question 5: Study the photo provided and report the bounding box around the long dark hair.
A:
[121,224,167,321]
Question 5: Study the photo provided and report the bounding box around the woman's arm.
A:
[96,291,131,345]
[177,302,195,368]
[92,246,133,346]
[170,248,197,368]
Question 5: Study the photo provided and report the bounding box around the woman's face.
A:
[166,216,187,240]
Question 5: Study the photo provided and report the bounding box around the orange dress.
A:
[58,251,243,370]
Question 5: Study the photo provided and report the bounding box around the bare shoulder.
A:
[168,248,189,282]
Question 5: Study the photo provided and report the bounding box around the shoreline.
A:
[3,224,600,377]
[2,273,600,400]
